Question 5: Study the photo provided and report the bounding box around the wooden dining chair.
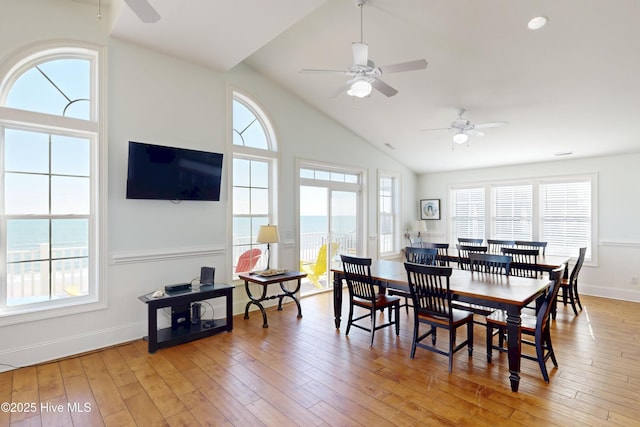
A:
[553,247,586,319]
[456,244,488,270]
[515,240,547,256]
[501,247,539,278]
[469,253,512,275]
[422,242,450,266]
[487,239,516,255]
[404,263,474,372]
[340,255,401,346]
[391,247,439,313]
[486,264,566,382]
[458,237,484,246]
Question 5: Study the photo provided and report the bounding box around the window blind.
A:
[452,187,485,240]
[492,184,532,240]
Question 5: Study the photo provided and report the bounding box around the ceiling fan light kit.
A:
[453,132,469,144]
[347,79,372,98]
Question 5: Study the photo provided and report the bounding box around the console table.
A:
[138,283,234,353]
[238,271,307,328]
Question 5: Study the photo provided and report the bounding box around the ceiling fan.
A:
[299,0,427,98]
[422,109,508,145]
[125,0,161,23]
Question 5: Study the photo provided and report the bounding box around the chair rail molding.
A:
[111,245,225,265]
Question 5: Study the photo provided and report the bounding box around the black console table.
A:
[138,283,234,353]
[238,271,307,328]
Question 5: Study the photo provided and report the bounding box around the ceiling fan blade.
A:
[421,127,453,132]
[468,129,485,137]
[352,42,369,67]
[378,59,428,74]
[125,0,161,23]
[371,79,398,97]
[473,121,509,129]
[299,68,349,75]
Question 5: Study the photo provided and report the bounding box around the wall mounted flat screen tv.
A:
[126,141,223,201]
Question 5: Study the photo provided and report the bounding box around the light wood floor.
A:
[1,292,639,426]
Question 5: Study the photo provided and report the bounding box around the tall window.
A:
[232,92,277,275]
[378,172,401,257]
[0,44,101,314]
[451,187,485,240]
[492,184,532,240]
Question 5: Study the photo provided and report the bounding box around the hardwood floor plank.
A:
[3,293,638,425]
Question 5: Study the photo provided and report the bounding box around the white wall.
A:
[417,152,640,302]
[0,0,417,370]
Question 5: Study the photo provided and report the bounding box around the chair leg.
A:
[346,304,354,336]
[395,304,400,336]
[370,308,376,346]
[431,326,437,345]
[568,286,578,316]
[467,322,473,357]
[448,327,455,373]
[486,324,493,363]
[574,284,583,311]
[536,338,550,383]
[410,316,419,358]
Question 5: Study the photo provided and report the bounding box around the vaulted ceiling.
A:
[91,0,640,173]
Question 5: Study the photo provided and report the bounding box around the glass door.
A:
[299,177,361,296]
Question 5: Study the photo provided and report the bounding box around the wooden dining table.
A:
[331,259,566,392]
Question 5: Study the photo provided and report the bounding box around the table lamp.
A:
[256,224,280,270]
[413,220,427,238]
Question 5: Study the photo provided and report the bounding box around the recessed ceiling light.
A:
[528,16,548,30]
[554,151,573,157]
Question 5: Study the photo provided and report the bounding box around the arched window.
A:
[0,43,102,318]
[231,92,277,275]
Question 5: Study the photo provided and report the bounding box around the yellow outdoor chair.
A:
[300,242,339,289]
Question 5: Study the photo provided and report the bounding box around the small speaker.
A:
[191,303,201,325]
[200,266,215,285]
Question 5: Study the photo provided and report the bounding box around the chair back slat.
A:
[501,247,539,278]
[457,244,488,270]
[515,240,547,255]
[405,263,453,320]
[469,253,512,275]
[405,247,438,265]
[422,242,450,266]
[458,237,484,246]
[341,255,377,301]
[487,239,516,254]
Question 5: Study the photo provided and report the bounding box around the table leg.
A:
[277,278,303,318]
[226,289,234,332]
[505,306,523,392]
[244,280,270,328]
[148,305,158,354]
[333,272,343,329]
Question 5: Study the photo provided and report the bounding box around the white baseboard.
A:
[581,284,640,303]
[0,321,146,373]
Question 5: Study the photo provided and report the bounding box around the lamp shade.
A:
[347,80,372,98]
[453,132,469,144]
[413,220,427,233]
[256,225,280,244]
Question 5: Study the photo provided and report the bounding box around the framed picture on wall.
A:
[420,199,440,220]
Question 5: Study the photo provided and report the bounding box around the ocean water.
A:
[6,219,88,251]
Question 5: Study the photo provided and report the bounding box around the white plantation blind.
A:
[492,184,532,240]
[452,187,485,240]
[540,179,592,257]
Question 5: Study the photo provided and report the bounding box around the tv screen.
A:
[126,141,223,201]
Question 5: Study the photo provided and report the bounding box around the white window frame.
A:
[231,91,278,278]
[0,41,106,324]
[378,170,402,258]
[449,173,597,263]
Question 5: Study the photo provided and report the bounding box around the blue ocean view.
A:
[6,219,88,252]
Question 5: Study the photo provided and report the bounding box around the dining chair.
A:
[404,263,474,372]
[486,264,566,382]
[458,237,484,246]
[501,247,539,278]
[457,253,512,325]
[340,255,400,346]
[391,247,439,313]
[422,242,450,266]
[515,240,547,256]
[456,244,488,270]
[487,239,516,255]
[469,253,512,275]
[553,247,586,319]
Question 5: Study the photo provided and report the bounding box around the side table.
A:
[238,271,307,328]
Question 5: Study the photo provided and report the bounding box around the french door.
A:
[298,165,363,295]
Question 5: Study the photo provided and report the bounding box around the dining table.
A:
[331,258,568,392]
